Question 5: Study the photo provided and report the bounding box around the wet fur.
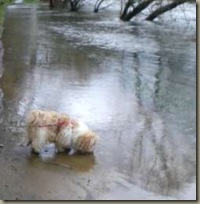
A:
[25,110,99,154]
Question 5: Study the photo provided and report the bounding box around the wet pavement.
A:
[0,3,196,200]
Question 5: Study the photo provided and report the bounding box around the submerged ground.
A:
[0,2,196,200]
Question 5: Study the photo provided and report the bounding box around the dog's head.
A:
[73,131,99,153]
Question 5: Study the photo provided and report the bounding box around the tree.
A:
[146,0,195,21]
[120,0,154,21]
[94,0,104,12]
[94,0,115,12]
[69,0,84,11]
[49,0,86,11]
[49,0,69,9]
[120,0,195,21]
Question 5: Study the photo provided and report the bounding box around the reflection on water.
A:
[0,3,196,200]
[0,41,3,124]
[28,149,96,172]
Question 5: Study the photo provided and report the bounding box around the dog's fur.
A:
[25,110,99,154]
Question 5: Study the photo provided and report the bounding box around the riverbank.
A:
[0,0,6,82]
[0,4,6,36]
[0,0,13,32]
[0,0,39,37]
[0,0,11,66]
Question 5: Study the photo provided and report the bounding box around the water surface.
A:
[0,3,196,200]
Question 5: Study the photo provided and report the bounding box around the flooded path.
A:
[0,3,196,200]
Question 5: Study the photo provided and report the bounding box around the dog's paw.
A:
[68,148,75,156]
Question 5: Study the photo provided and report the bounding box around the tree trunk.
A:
[69,0,82,11]
[120,0,155,21]
[120,1,132,20]
[94,0,104,12]
[49,0,54,9]
[146,0,194,21]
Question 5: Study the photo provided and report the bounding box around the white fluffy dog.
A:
[25,110,99,154]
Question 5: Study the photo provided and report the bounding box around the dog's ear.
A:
[73,131,98,153]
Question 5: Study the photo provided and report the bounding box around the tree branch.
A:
[146,0,195,21]
[121,0,155,21]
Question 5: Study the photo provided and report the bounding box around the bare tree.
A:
[146,0,195,21]
[94,0,104,12]
[49,0,87,11]
[120,0,154,21]
[120,0,195,21]
[69,0,83,11]
[49,0,69,9]
[94,0,115,12]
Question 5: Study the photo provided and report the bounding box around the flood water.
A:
[0,3,196,200]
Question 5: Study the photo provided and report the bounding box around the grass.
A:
[0,3,6,26]
[0,0,13,28]
[0,0,39,36]
[23,0,39,4]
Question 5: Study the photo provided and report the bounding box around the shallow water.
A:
[0,3,196,200]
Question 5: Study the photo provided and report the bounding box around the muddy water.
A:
[0,3,196,200]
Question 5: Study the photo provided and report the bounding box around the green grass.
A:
[0,4,6,26]
[0,0,13,27]
[0,0,39,36]
[23,0,39,4]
